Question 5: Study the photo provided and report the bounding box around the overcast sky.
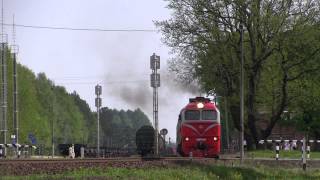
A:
[5,0,198,142]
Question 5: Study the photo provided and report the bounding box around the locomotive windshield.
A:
[185,110,200,120]
[184,110,217,120]
[202,110,217,120]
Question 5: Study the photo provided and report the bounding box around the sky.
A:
[5,0,198,142]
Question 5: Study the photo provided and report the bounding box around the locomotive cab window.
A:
[202,110,217,120]
[185,110,200,120]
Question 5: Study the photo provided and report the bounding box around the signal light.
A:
[185,137,190,141]
[213,137,219,142]
[197,102,204,108]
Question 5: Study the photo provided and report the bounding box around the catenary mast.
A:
[0,0,8,156]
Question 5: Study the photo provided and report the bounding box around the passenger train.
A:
[176,97,220,158]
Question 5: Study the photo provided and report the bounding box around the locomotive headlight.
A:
[185,137,190,141]
[197,102,204,109]
[213,136,218,142]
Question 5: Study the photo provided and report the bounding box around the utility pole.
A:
[150,53,160,156]
[302,136,307,171]
[95,84,102,157]
[239,22,245,164]
[51,108,54,158]
[51,88,56,158]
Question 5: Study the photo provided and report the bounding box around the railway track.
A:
[0,156,218,176]
[0,156,215,163]
[1,155,320,163]
[1,156,320,176]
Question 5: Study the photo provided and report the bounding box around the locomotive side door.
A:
[176,114,182,144]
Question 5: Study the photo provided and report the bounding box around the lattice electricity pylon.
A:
[0,33,8,148]
[0,33,7,44]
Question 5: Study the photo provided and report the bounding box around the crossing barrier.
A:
[258,139,320,160]
[0,144,36,158]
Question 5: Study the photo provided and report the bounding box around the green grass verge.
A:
[3,163,320,180]
[247,150,320,159]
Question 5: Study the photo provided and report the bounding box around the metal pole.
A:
[163,134,166,151]
[240,23,245,164]
[95,85,102,157]
[51,92,55,158]
[51,112,54,158]
[1,42,7,156]
[275,143,280,160]
[13,52,18,153]
[0,0,7,158]
[302,136,307,171]
[150,53,160,156]
[12,15,19,157]
[155,67,159,156]
[97,105,100,157]
[224,96,229,149]
[152,69,156,154]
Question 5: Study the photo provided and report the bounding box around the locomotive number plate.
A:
[196,138,206,141]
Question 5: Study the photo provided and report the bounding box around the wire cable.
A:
[4,23,157,32]
[50,74,149,80]
[54,80,149,85]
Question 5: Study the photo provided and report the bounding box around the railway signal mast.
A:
[150,53,160,156]
[160,128,168,151]
[95,84,102,157]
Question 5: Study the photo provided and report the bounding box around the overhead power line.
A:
[3,23,157,32]
[50,73,149,80]
[54,80,149,85]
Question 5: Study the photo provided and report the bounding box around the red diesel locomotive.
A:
[176,97,220,158]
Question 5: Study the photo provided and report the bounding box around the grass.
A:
[247,150,320,159]
[2,163,320,180]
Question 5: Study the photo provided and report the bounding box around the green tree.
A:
[0,48,95,152]
[99,107,151,148]
[71,91,96,145]
[156,0,320,147]
[0,46,152,155]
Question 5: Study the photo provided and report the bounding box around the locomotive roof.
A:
[181,97,218,112]
[189,97,211,103]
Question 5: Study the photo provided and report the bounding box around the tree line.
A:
[0,49,151,153]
